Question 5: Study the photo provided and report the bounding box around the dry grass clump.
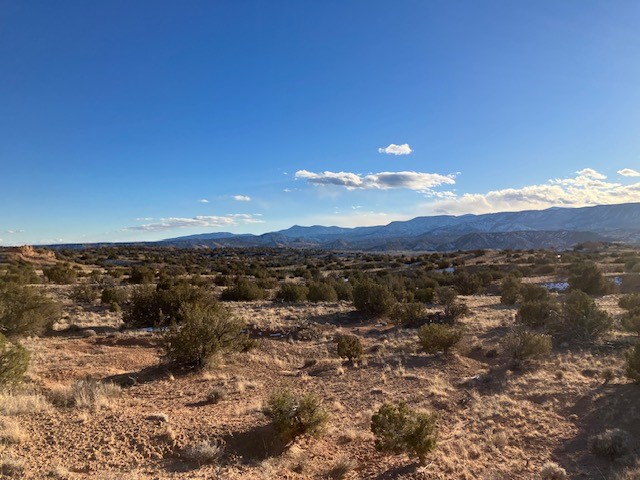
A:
[328,456,357,479]
[0,418,27,444]
[0,453,24,477]
[49,378,121,410]
[0,390,51,415]
[588,428,635,459]
[539,461,567,479]
[182,439,224,465]
[206,387,227,404]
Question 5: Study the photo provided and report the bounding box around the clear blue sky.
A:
[1,1,639,245]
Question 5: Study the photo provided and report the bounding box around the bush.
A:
[43,264,77,284]
[561,290,612,341]
[263,390,329,443]
[417,323,463,354]
[163,300,251,368]
[414,288,434,304]
[124,283,214,328]
[444,301,469,320]
[568,261,609,295]
[1,263,39,285]
[619,294,640,313]
[520,284,550,303]
[336,335,363,362]
[69,284,100,304]
[517,299,560,330]
[220,279,266,301]
[0,334,29,386]
[588,429,634,459]
[500,276,521,305]
[352,281,396,317]
[100,287,129,306]
[274,283,308,302]
[0,283,61,337]
[506,329,552,361]
[370,402,437,464]
[624,343,640,384]
[392,302,427,327]
[307,282,338,303]
[333,281,353,302]
[435,286,457,306]
[129,266,155,285]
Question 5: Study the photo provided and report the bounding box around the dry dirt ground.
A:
[1,292,639,479]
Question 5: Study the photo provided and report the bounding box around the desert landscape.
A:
[1,244,640,479]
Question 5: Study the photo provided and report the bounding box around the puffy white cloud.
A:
[378,143,413,155]
[431,168,640,215]
[198,199,209,203]
[233,195,251,202]
[127,214,263,232]
[618,168,640,177]
[295,170,455,193]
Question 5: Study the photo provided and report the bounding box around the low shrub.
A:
[520,284,550,303]
[624,343,640,384]
[336,335,363,362]
[164,300,251,368]
[417,323,463,354]
[352,281,396,317]
[392,302,426,327]
[220,279,267,301]
[307,282,338,302]
[274,283,308,302]
[101,287,129,306]
[500,276,521,305]
[619,294,640,313]
[263,390,329,443]
[43,264,77,284]
[370,402,437,464]
[129,266,155,284]
[506,329,552,361]
[588,429,634,459]
[561,290,612,341]
[69,284,100,304]
[517,298,560,330]
[0,283,61,337]
[0,334,29,386]
[568,261,609,295]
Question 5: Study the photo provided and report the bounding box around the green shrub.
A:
[517,299,560,329]
[1,263,39,285]
[274,283,308,302]
[500,276,521,305]
[336,335,363,362]
[163,300,250,368]
[414,287,434,304]
[624,343,640,384]
[435,286,469,320]
[619,294,640,312]
[589,429,634,459]
[417,323,463,354]
[0,283,61,337]
[69,284,100,304]
[561,290,612,341]
[435,286,456,306]
[43,264,77,284]
[129,266,155,285]
[452,272,482,295]
[333,281,353,302]
[352,281,396,317]
[392,302,427,327]
[370,402,437,464]
[506,329,552,361]
[444,301,469,320]
[263,390,329,443]
[520,284,550,303]
[307,282,338,303]
[100,287,129,306]
[568,261,609,295]
[0,333,29,386]
[220,279,267,301]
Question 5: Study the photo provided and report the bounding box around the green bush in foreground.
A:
[561,290,612,341]
[352,281,396,317]
[263,390,329,443]
[417,323,463,354]
[506,329,552,361]
[220,279,267,301]
[0,333,30,386]
[0,282,61,337]
[274,283,308,302]
[392,302,427,327]
[336,334,363,362]
[306,282,338,303]
[371,402,437,464]
[163,300,251,368]
[624,343,640,384]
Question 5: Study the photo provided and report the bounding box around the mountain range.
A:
[154,202,640,251]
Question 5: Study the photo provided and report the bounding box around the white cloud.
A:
[378,143,413,155]
[198,199,209,203]
[127,214,263,232]
[295,170,455,193]
[5,230,24,234]
[135,217,154,221]
[233,195,251,202]
[618,168,640,177]
[430,168,640,215]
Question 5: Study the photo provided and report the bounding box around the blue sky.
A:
[1,1,640,245]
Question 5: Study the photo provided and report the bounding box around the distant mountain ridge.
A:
[157,203,640,251]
